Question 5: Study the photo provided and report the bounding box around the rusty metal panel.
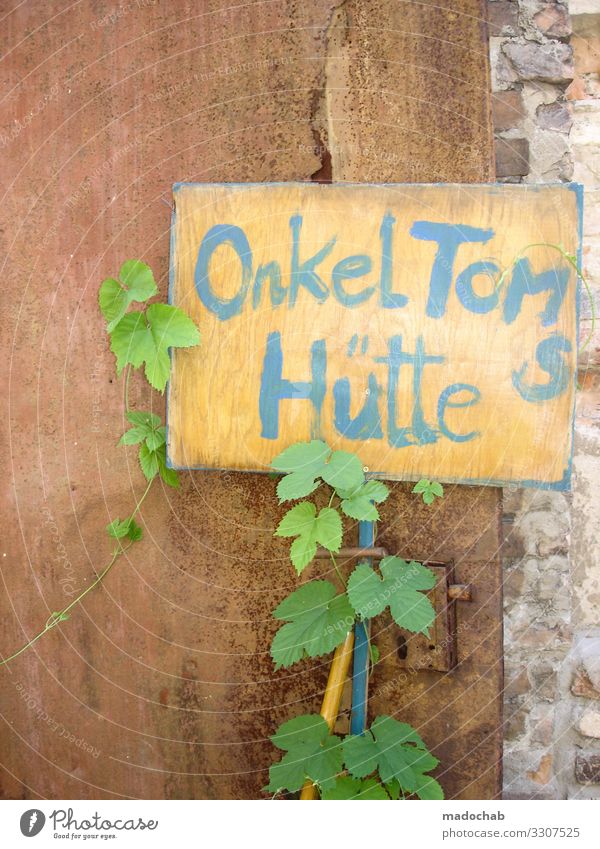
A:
[372,484,503,799]
[0,0,499,800]
[396,562,460,674]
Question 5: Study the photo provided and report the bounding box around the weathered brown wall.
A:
[0,0,498,799]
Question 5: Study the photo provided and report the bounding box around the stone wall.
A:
[488,0,600,799]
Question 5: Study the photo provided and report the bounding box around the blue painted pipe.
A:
[350,519,374,735]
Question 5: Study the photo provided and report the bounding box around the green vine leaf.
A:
[109,303,200,393]
[119,427,150,446]
[321,776,391,800]
[47,611,70,626]
[272,440,331,502]
[137,442,179,488]
[124,411,161,428]
[156,446,179,488]
[265,714,343,794]
[119,411,163,447]
[271,440,331,473]
[410,774,445,800]
[270,581,355,669]
[347,557,436,635]
[276,473,320,502]
[275,501,317,536]
[106,517,143,541]
[271,441,365,504]
[119,411,177,487]
[145,426,167,451]
[99,260,158,332]
[412,479,444,505]
[342,715,443,799]
[139,442,160,481]
[313,507,342,554]
[275,502,342,574]
[320,450,364,492]
[339,478,389,521]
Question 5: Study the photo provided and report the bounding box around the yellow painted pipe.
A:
[299,630,355,800]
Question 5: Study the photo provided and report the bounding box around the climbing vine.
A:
[495,242,595,353]
[0,260,200,667]
[262,241,593,800]
[265,439,445,800]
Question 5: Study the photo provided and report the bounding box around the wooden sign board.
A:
[167,183,581,489]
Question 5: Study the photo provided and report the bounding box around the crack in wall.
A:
[310,0,349,182]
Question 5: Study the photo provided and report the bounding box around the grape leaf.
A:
[343,715,441,797]
[109,304,200,392]
[119,411,165,448]
[276,502,317,573]
[106,517,143,541]
[276,472,322,502]
[137,442,179,487]
[118,411,174,485]
[119,427,149,446]
[266,714,343,794]
[110,312,151,372]
[99,260,158,332]
[275,502,317,537]
[276,474,314,501]
[385,779,402,799]
[275,503,342,574]
[271,713,330,752]
[156,445,179,488]
[412,479,444,505]
[340,478,390,521]
[314,507,342,553]
[272,440,331,503]
[145,426,166,451]
[106,518,129,539]
[321,450,364,492]
[139,443,159,480]
[386,775,442,801]
[271,440,331,474]
[289,535,317,573]
[119,259,156,293]
[321,776,390,800]
[412,774,444,800]
[270,581,355,669]
[361,479,389,502]
[47,611,70,625]
[126,411,161,428]
[347,557,436,635]
[271,443,372,505]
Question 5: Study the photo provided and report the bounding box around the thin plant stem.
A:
[0,544,132,667]
[124,364,132,414]
[330,552,346,588]
[496,242,596,353]
[0,372,155,668]
[365,626,374,677]
[130,478,153,519]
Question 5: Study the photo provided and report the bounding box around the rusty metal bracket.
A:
[396,560,469,672]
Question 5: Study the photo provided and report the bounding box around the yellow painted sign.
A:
[167,183,581,489]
